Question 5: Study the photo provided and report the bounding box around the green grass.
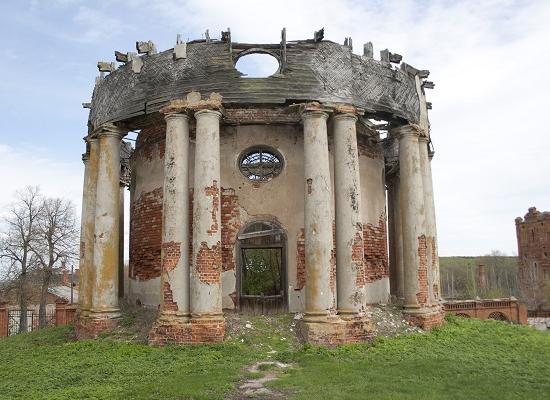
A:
[0,315,549,399]
[272,316,550,399]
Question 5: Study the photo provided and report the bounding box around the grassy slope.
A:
[273,316,550,399]
[1,316,549,399]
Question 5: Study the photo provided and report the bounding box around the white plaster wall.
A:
[359,149,390,304]
[127,276,161,308]
[129,123,388,312]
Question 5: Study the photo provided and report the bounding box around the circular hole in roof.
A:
[236,53,279,78]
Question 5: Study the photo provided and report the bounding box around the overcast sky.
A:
[0,0,549,256]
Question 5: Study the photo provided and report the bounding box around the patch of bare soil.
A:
[105,301,158,343]
[234,361,291,399]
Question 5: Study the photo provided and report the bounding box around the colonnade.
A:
[79,124,126,335]
[302,106,366,324]
[147,102,225,343]
[301,105,442,334]
[78,95,442,341]
[387,124,441,318]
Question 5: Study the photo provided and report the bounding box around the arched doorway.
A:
[237,220,287,314]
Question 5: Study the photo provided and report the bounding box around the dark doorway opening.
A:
[237,221,287,314]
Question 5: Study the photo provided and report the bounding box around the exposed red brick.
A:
[298,317,374,346]
[162,241,181,272]
[224,107,299,124]
[148,318,225,345]
[204,181,220,236]
[516,207,550,309]
[404,312,445,330]
[189,189,194,264]
[162,281,178,312]
[134,125,166,162]
[75,316,118,339]
[130,188,163,281]
[190,318,225,343]
[363,214,389,282]
[195,241,222,285]
[330,222,337,310]
[296,229,306,290]
[221,188,243,272]
[352,224,366,288]
[416,235,428,306]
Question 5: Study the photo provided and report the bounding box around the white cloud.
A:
[0,144,83,220]
[72,6,126,43]
[2,0,549,256]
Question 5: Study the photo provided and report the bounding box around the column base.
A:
[298,314,373,346]
[403,308,445,330]
[75,312,120,339]
[148,314,225,346]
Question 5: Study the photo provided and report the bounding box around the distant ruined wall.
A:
[516,207,550,309]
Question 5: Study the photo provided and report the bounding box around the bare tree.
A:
[31,197,78,327]
[0,187,43,333]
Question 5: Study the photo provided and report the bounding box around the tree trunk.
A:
[39,268,52,328]
[19,273,28,333]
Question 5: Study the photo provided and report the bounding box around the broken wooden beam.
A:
[136,40,157,55]
[314,28,324,42]
[363,42,373,58]
[115,51,128,63]
[422,81,435,89]
[97,61,115,72]
[174,34,187,60]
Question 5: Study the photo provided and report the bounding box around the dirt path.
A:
[234,361,291,399]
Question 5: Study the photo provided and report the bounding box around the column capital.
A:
[331,103,363,119]
[194,108,222,120]
[164,112,190,122]
[418,131,430,143]
[297,102,332,121]
[161,91,224,115]
[332,112,358,122]
[93,123,127,139]
[391,123,426,139]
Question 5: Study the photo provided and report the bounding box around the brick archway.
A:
[488,311,508,321]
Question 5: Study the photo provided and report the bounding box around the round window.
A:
[239,146,283,182]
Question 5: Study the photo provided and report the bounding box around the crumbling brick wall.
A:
[363,214,389,282]
[221,188,244,272]
[516,207,550,309]
[129,187,163,280]
[416,235,428,306]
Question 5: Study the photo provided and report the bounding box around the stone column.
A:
[394,124,426,312]
[387,177,404,300]
[333,112,364,316]
[190,108,224,341]
[302,109,335,321]
[79,137,99,316]
[118,184,125,299]
[159,113,191,321]
[90,124,126,324]
[394,179,405,300]
[418,133,440,307]
[413,72,442,308]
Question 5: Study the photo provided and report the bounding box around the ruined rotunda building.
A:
[77,29,444,345]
